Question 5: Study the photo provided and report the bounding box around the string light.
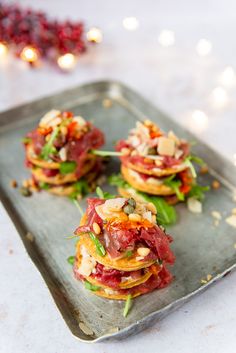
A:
[122,17,139,31]
[20,46,38,63]
[210,87,228,108]
[189,110,209,133]
[196,39,212,56]
[0,42,8,57]
[158,30,175,47]
[86,27,103,43]
[219,66,236,87]
[57,53,77,70]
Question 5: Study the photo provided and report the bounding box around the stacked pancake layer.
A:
[73,197,175,300]
[116,120,194,203]
[23,110,104,197]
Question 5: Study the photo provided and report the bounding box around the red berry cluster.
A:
[0,3,87,62]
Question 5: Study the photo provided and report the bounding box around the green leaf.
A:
[91,149,123,157]
[188,184,210,201]
[96,186,104,198]
[69,179,90,201]
[22,137,32,144]
[123,294,132,318]
[84,280,101,292]
[89,232,106,257]
[40,127,59,160]
[184,158,197,178]
[189,155,205,166]
[108,173,129,189]
[125,250,133,258]
[38,182,50,190]
[164,177,185,201]
[59,161,77,174]
[71,199,84,216]
[138,192,177,226]
[67,256,75,265]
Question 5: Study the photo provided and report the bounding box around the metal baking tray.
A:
[0,81,236,342]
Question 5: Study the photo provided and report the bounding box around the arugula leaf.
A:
[22,137,32,144]
[89,232,106,257]
[96,186,116,199]
[184,157,197,178]
[138,192,177,226]
[40,127,59,160]
[84,280,101,292]
[125,250,133,258]
[59,161,77,174]
[164,177,185,201]
[38,181,50,190]
[69,179,90,200]
[189,155,205,166]
[108,173,129,189]
[123,294,132,318]
[188,184,210,201]
[67,256,75,265]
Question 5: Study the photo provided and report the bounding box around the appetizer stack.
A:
[73,196,175,300]
[23,110,104,197]
[115,120,197,205]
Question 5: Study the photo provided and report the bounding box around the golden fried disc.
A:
[121,165,175,196]
[124,159,187,177]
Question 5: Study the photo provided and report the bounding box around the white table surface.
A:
[1,1,236,352]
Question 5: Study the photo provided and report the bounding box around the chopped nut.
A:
[201,279,207,284]
[142,211,152,222]
[129,213,142,222]
[155,159,162,167]
[60,126,68,136]
[39,109,61,127]
[225,215,236,228]
[146,202,157,214]
[200,165,209,174]
[10,179,17,188]
[136,256,144,261]
[143,119,153,127]
[211,211,222,220]
[187,197,202,213]
[26,232,34,242]
[48,116,62,127]
[102,98,113,108]
[92,222,101,235]
[22,179,29,188]
[212,180,220,189]
[207,274,212,281]
[121,147,130,156]
[137,247,150,257]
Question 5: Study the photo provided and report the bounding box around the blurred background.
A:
[1,0,236,169]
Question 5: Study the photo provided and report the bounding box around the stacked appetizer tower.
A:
[23,110,104,197]
[73,196,175,300]
[115,120,196,205]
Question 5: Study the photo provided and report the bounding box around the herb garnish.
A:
[40,126,59,160]
[84,280,101,292]
[90,149,124,157]
[59,161,77,174]
[108,173,129,189]
[89,232,106,257]
[164,174,184,201]
[96,186,116,199]
[123,294,132,317]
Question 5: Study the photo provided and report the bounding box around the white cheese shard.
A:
[158,137,175,156]
[59,147,67,161]
[39,109,61,127]
[73,116,86,126]
[187,197,202,213]
[142,211,153,223]
[225,215,236,228]
[104,198,126,212]
[168,130,180,145]
[77,246,96,277]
